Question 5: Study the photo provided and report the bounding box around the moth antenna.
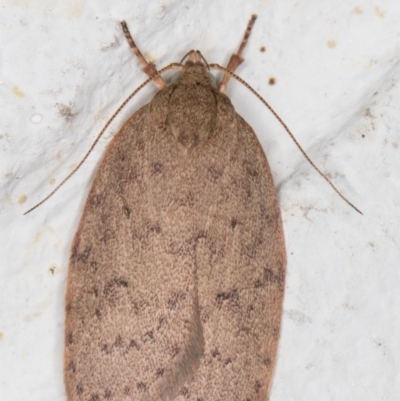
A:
[120,21,166,89]
[25,22,185,215]
[24,76,155,215]
[158,63,184,73]
[219,14,258,93]
[210,63,363,215]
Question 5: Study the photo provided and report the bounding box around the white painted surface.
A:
[1,1,399,400]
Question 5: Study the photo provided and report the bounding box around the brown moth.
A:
[64,15,286,401]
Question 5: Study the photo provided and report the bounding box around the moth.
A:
[63,15,286,401]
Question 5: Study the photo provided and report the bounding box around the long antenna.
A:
[23,63,182,215]
[210,63,362,215]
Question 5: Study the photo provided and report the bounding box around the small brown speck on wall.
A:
[64,15,286,401]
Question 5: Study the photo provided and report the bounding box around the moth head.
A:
[169,50,217,88]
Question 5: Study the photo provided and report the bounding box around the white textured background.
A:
[1,1,399,400]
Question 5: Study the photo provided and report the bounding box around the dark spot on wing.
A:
[133,300,150,315]
[264,267,284,289]
[124,386,131,395]
[71,245,91,264]
[89,194,103,207]
[230,218,238,229]
[171,344,180,358]
[260,207,279,227]
[100,229,116,244]
[272,325,280,340]
[123,206,131,217]
[216,289,239,307]
[244,160,259,177]
[178,131,200,148]
[100,213,108,224]
[90,394,100,401]
[137,382,147,393]
[137,140,145,151]
[207,166,223,182]
[129,339,140,350]
[104,389,112,399]
[148,223,161,234]
[264,356,271,366]
[103,277,129,297]
[90,286,99,297]
[101,344,111,354]
[168,292,186,310]
[157,316,167,330]
[211,348,220,358]
[114,335,123,348]
[254,279,262,288]
[155,367,164,378]
[89,260,98,271]
[66,332,73,346]
[143,331,154,344]
[180,387,189,396]
[76,382,84,395]
[119,151,126,162]
[151,162,163,175]
[68,360,76,373]
[247,167,258,177]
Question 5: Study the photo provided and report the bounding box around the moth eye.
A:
[207,73,217,88]
[169,71,182,84]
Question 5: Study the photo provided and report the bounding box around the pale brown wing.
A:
[174,109,286,400]
[64,79,285,401]
[64,101,206,401]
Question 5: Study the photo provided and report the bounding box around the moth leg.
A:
[218,14,257,93]
[120,21,166,89]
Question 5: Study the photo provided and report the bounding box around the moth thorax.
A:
[167,75,217,149]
